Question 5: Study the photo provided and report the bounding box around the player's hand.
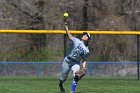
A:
[75,69,87,80]
[64,18,69,25]
[64,22,67,25]
[63,13,69,25]
[82,67,86,70]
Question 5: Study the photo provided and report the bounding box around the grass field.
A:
[0,77,140,93]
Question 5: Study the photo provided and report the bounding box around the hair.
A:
[82,38,90,46]
[81,32,90,46]
[82,32,91,40]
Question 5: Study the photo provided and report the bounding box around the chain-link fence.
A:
[0,62,138,79]
[0,33,139,79]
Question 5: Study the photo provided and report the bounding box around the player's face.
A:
[82,35,89,41]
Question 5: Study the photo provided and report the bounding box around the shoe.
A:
[70,91,74,93]
[59,82,65,93]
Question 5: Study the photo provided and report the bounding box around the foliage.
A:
[0,0,139,62]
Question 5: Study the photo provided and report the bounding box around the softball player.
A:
[59,24,90,93]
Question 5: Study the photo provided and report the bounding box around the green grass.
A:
[0,77,140,93]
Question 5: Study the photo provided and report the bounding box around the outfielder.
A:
[59,20,90,93]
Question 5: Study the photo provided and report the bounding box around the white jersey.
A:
[66,37,90,63]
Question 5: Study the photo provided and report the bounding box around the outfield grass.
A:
[0,77,140,93]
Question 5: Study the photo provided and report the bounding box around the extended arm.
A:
[65,25,73,40]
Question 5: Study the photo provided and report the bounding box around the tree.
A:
[10,0,46,51]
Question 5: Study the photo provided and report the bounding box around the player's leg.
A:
[71,64,80,93]
[59,60,70,93]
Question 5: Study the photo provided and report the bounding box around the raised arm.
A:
[65,24,73,40]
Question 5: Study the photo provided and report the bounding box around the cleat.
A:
[70,92,74,93]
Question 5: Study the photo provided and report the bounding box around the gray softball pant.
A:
[59,58,80,83]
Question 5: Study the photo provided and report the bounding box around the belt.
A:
[67,57,79,63]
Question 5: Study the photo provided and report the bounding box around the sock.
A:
[71,79,78,92]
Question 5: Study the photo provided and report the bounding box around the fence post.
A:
[137,35,140,80]
[37,63,40,78]
[89,63,93,77]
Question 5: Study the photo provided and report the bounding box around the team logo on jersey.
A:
[77,43,87,54]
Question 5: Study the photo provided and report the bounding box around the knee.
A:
[73,75,79,82]
[60,74,68,83]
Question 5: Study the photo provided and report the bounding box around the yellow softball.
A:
[63,13,69,17]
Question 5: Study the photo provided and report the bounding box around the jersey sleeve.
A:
[72,37,80,46]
